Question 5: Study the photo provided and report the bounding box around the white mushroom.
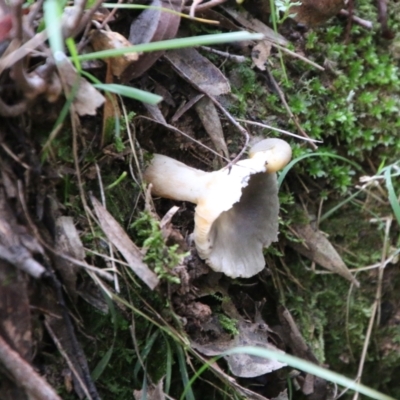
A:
[143,138,292,278]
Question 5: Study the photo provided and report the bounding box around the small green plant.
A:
[131,212,187,284]
[274,0,302,24]
[218,314,239,336]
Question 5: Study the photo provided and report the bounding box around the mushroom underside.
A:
[196,173,280,278]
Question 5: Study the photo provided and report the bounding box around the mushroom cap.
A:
[194,138,291,278]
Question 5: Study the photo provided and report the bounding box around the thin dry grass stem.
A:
[95,163,120,293]
[0,142,31,169]
[350,216,392,400]
[345,281,357,362]
[41,123,64,156]
[189,0,204,17]
[356,182,388,206]
[236,118,322,143]
[44,320,94,400]
[339,9,373,29]
[58,66,99,252]
[265,67,318,150]
[185,0,228,14]
[276,252,306,290]
[0,334,62,400]
[16,181,114,281]
[207,95,249,166]
[200,46,246,63]
[272,43,324,71]
[27,0,45,27]
[138,115,229,162]
[122,101,143,186]
[99,0,125,29]
[0,31,48,74]
[84,247,130,267]
[70,0,104,39]
[129,320,153,385]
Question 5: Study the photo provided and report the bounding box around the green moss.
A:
[131,212,187,284]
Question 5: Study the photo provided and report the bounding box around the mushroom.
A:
[143,138,292,278]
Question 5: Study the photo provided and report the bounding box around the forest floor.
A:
[0,1,399,400]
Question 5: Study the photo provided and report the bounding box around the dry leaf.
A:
[134,380,165,400]
[90,195,159,290]
[54,216,85,300]
[165,47,231,96]
[223,7,288,47]
[57,55,105,116]
[252,41,272,71]
[291,223,360,287]
[194,96,229,159]
[90,29,139,78]
[192,319,286,378]
[121,0,182,81]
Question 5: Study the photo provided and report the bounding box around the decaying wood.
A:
[0,334,62,400]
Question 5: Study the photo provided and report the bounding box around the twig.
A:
[339,10,373,29]
[350,217,392,400]
[138,115,230,162]
[184,0,228,14]
[200,46,246,63]
[95,163,120,293]
[16,180,114,282]
[264,67,318,150]
[0,333,62,400]
[0,30,48,75]
[272,43,324,71]
[235,118,322,143]
[207,95,250,167]
[44,320,94,400]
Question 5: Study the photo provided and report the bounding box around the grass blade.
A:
[278,152,362,188]
[384,165,400,226]
[182,346,395,400]
[43,0,64,57]
[93,83,162,105]
[76,32,264,62]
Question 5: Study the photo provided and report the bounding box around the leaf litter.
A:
[0,0,397,399]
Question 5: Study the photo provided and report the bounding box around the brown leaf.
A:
[56,55,105,116]
[54,216,85,300]
[121,0,182,81]
[223,7,288,47]
[134,380,165,400]
[194,96,229,159]
[90,195,159,290]
[192,319,286,378]
[289,0,345,26]
[251,41,272,71]
[90,29,139,78]
[165,47,231,96]
[290,223,360,287]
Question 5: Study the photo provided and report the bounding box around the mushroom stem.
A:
[143,154,210,204]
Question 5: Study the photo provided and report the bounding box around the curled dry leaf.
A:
[251,41,272,71]
[290,223,360,287]
[165,47,231,97]
[194,96,229,160]
[90,29,139,78]
[56,54,105,116]
[121,0,182,81]
[54,216,85,300]
[192,319,286,378]
[134,380,165,400]
[90,195,159,290]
